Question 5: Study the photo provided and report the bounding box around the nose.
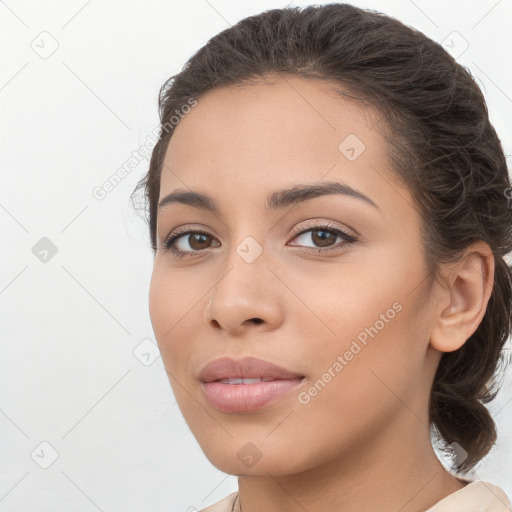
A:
[203,251,285,336]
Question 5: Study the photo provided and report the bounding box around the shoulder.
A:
[426,480,512,511]
[198,491,238,512]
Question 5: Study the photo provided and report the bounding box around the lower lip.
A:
[202,378,304,413]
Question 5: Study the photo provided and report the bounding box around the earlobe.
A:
[430,242,495,353]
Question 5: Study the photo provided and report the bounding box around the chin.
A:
[196,435,309,477]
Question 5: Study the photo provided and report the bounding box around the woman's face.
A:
[149,76,442,476]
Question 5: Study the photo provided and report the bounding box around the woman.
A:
[132,3,512,511]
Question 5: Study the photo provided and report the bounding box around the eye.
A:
[161,221,357,258]
[288,221,357,254]
[162,229,220,258]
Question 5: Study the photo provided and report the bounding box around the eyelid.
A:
[161,219,357,258]
[163,219,355,244]
[289,219,356,240]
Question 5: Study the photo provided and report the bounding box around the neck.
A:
[235,411,466,512]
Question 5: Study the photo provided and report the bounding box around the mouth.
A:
[199,356,304,382]
[216,377,279,384]
[199,357,305,413]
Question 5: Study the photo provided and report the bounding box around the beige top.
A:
[199,481,512,512]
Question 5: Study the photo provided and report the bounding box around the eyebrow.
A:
[157,181,380,213]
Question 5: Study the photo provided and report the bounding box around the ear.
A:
[430,241,495,353]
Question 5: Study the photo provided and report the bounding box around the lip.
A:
[199,356,305,413]
[199,356,304,382]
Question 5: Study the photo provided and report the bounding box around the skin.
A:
[149,74,495,512]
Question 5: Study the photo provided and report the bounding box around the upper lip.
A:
[199,356,304,382]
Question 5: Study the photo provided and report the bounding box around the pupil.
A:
[190,233,210,249]
[312,230,334,247]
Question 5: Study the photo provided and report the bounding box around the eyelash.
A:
[161,221,357,259]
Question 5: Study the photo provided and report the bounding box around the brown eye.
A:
[187,233,213,250]
[163,230,220,257]
[310,229,338,247]
[289,223,357,251]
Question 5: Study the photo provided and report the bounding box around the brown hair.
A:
[131,3,512,473]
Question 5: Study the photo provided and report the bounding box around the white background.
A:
[1,0,511,510]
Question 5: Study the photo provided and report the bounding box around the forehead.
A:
[167,76,382,154]
[159,75,402,210]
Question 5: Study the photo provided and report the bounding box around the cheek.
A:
[148,268,205,418]
[148,266,199,368]
[294,254,430,396]
[321,306,431,434]
[287,304,427,461]
[148,267,172,342]
[288,257,405,339]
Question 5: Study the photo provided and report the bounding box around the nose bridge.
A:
[206,227,284,327]
[215,232,269,299]
[220,211,271,269]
